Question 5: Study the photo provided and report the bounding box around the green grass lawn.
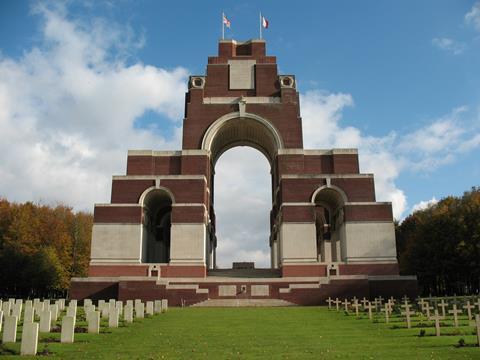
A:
[1,306,479,359]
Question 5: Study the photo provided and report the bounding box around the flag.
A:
[223,14,231,28]
[262,16,269,29]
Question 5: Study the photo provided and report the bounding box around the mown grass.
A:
[1,306,479,359]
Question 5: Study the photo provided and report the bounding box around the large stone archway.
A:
[72,38,417,304]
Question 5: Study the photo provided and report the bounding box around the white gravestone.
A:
[135,303,145,319]
[24,306,35,323]
[69,299,77,308]
[161,299,168,312]
[101,303,110,319]
[2,301,11,316]
[39,309,52,333]
[84,299,93,308]
[50,304,59,323]
[61,316,75,343]
[67,304,77,320]
[154,300,162,314]
[12,302,23,320]
[2,315,18,343]
[124,304,134,323]
[116,301,123,316]
[146,301,154,316]
[126,300,133,308]
[0,310,3,332]
[20,322,39,355]
[109,307,119,328]
[87,311,100,334]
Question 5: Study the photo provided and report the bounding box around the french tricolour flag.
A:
[262,15,269,29]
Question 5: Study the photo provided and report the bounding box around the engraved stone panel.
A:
[228,60,256,89]
[218,285,237,296]
[251,285,269,296]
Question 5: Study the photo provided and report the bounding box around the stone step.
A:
[190,298,296,307]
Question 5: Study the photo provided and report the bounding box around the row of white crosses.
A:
[0,297,169,356]
[325,295,480,344]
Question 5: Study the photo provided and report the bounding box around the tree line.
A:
[0,199,92,299]
[396,187,480,296]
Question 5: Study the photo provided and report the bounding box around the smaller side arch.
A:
[139,186,176,206]
[310,184,348,206]
[139,186,174,264]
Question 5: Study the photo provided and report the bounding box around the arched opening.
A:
[141,188,173,263]
[313,187,346,265]
[203,113,282,271]
[213,146,272,269]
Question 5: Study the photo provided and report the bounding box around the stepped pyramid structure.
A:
[70,39,417,305]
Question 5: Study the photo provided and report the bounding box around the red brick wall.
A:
[171,206,205,223]
[339,263,399,276]
[344,204,393,222]
[281,205,314,222]
[94,206,142,223]
[111,180,155,203]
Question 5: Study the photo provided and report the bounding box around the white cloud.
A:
[0,2,187,211]
[301,92,480,220]
[432,38,466,55]
[411,197,438,213]
[214,147,272,268]
[301,90,407,219]
[465,2,480,31]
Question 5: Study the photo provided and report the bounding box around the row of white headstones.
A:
[0,297,168,356]
[326,296,480,345]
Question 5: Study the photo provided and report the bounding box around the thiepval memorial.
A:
[71,39,417,305]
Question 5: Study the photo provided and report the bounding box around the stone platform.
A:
[70,273,417,307]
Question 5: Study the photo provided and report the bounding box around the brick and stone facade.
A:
[70,39,417,304]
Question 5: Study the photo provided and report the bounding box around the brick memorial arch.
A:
[70,39,417,304]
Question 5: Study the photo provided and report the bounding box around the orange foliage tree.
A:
[0,199,92,298]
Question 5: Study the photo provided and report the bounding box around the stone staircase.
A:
[191,298,296,307]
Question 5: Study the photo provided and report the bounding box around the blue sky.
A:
[0,1,479,266]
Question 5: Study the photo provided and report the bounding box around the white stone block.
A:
[20,322,39,355]
[87,311,100,334]
[170,224,206,263]
[2,315,18,343]
[280,223,317,263]
[61,316,75,343]
[91,223,143,262]
[39,310,52,333]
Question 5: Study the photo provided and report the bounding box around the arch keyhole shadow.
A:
[213,146,272,269]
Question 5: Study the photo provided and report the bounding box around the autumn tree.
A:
[396,187,480,295]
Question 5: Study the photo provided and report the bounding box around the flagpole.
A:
[259,12,262,39]
[222,12,225,40]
